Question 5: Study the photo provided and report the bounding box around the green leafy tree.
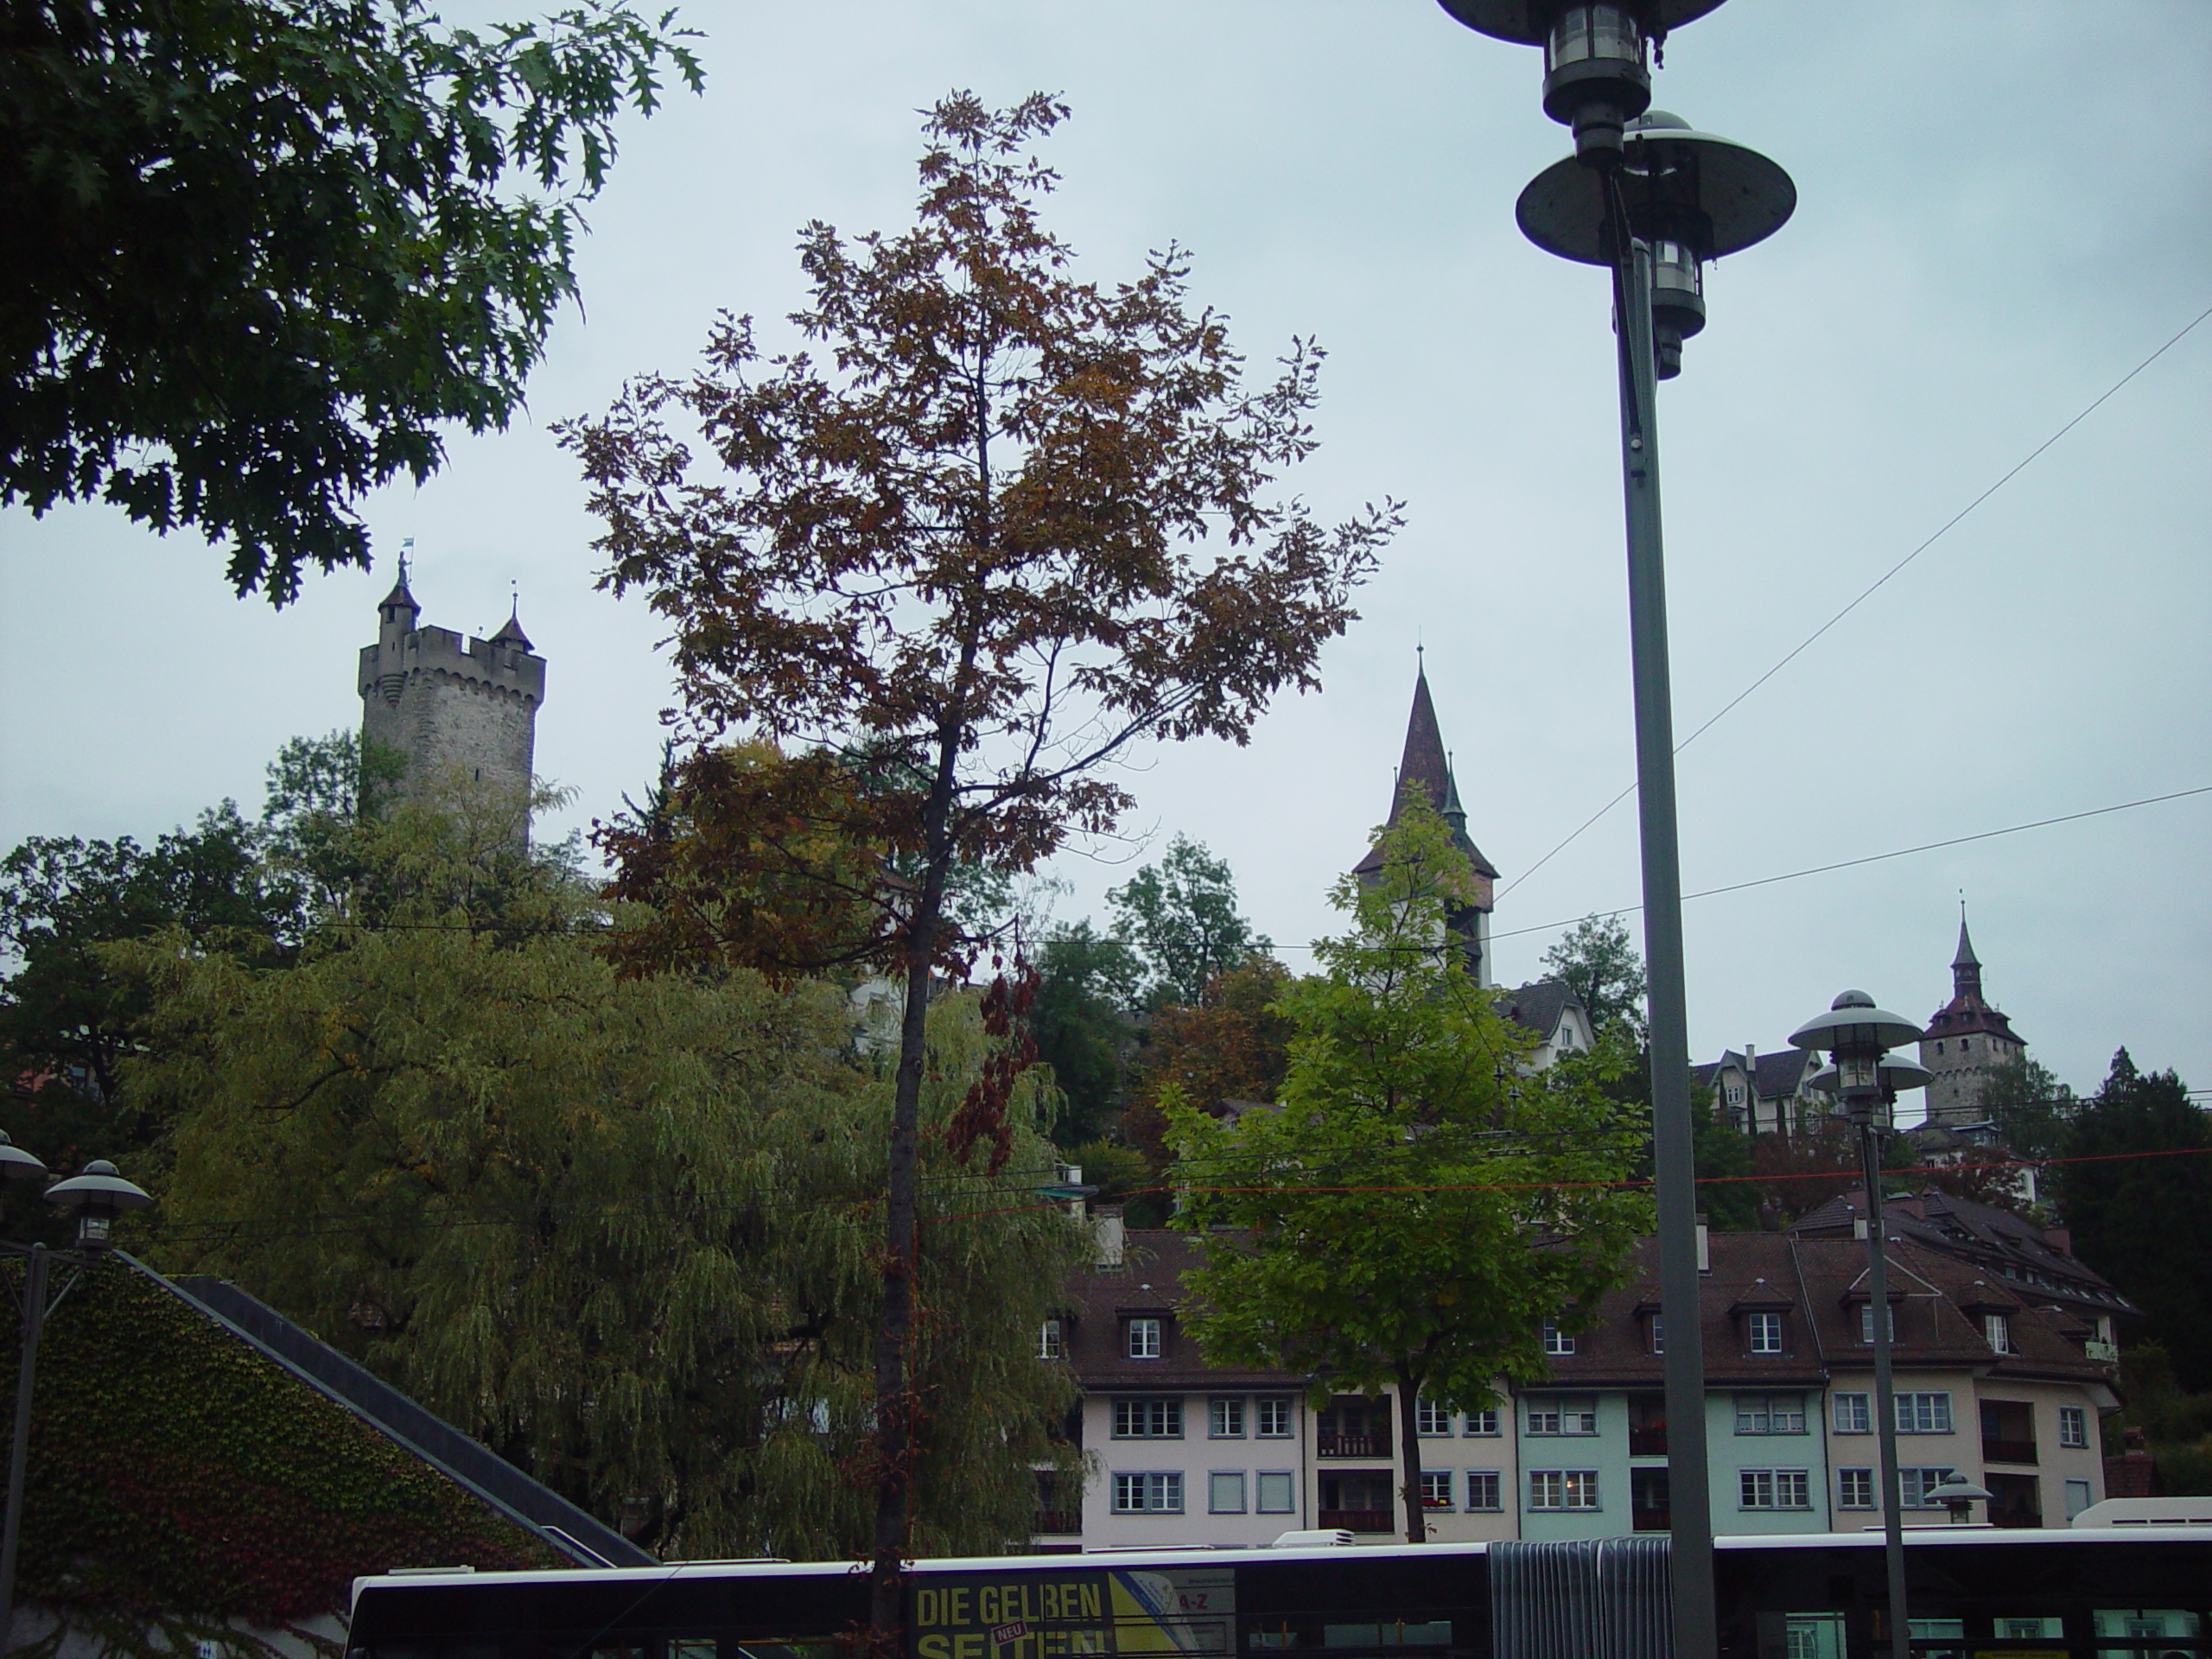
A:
[1540,912,1646,1043]
[1980,1052,2075,1162]
[561,92,1392,1623]
[2060,1050,2212,1389]
[1167,790,1650,1544]
[2,0,702,601]
[131,798,1083,1558]
[1109,836,1262,1007]
[1030,921,1144,1146]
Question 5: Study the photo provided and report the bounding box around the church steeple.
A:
[1951,905,1983,999]
[1916,903,2024,1128]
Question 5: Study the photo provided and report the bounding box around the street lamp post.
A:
[0,1150,154,1649]
[1789,993,1929,1659]
[1434,8,1792,1656]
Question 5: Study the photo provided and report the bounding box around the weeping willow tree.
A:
[123,787,1083,1559]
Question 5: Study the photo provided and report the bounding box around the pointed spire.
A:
[491,589,533,652]
[1953,900,1980,970]
[1354,662,1497,880]
[378,541,418,623]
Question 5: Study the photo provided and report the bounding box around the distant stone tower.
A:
[1916,909,2025,1126]
[1352,663,1498,987]
[358,563,545,808]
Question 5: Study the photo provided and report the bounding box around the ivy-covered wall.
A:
[0,1256,560,1629]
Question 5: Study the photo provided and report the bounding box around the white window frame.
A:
[1739,1468,1811,1510]
[1746,1312,1784,1355]
[1112,1471,1184,1514]
[1464,1407,1500,1438]
[1541,1319,1576,1356]
[1208,1471,1248,1514]
[1898,1466,1959,1510]
[1528,1470,1600,1511]
[1834,1393,1872,1434]
[1649,1315,1664,1356]
[1525,1395,1599,1436]
[1466,1470,1503,1511]
[1255,1470,1297,1514]
[1895,1392,1953,1434]
[1037,1319,1064,1360]
[1415,1396,1453,1437]
[1420,1471,1455,1510]
[1210,1396,1247,1439]
[1858,1304,1896,1344]
[1255,1395,1294,1439]
[1735,1392,1807,1435]
[1984,1313,2012,1354]
[1112,1397,1183,1440]
[2058,1405,2088,1449]
[1837,1467,1875,1510]
[1127,1317,1163,1359]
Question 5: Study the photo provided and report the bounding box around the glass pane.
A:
[1994,1621,2066,1641]
[1770,1614,1846,1659]
[2096,1614,2203,1640]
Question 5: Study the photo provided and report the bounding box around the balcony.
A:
[2084,1338,2120,1363]
[1629,1424,1668,1458]
[1319,1509,1395,1534]
[1982,1437,2037,1465]
[1033,1510,1082,1535]
[1317,1433,1392,1459]
[1631,1507,1670,1534]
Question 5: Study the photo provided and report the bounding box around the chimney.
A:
[2045,1226,2072,1255]
[1094,1205,1126,1269]
[1694,1213,1711,1274]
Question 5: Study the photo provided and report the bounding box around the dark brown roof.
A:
[1500,979,1586,1043]
[1064,1230,1306,1390]
[1352,669,1498,883]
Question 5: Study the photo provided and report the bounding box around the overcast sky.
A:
[4,2,2208,1109]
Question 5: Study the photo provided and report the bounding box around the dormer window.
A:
[1038,1319,1065,1359]
[1747,1312,1783,1355]
[1649,1314,1665,1356]
[1541,1319,1576,1356]
[1858,1303,1897,1344]
[1984,1313,2012,1354]
[1126,1316,1163,1359]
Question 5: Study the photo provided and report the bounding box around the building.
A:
[1046,1221,2120,1549]
[1695,1045,1830,1138]
[359,561,546,806]
[1918,911,2026,1126]
[1354,664,1497,987]
[1497,979,1596,1069]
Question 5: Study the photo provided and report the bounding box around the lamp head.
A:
[43,1157,153,1255]
[0,1130,48,1186]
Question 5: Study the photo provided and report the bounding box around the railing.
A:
[1982,1437,2037,1465]
[1629,1425,1668,1457]
[1033,1510,1082,1535]
[1318,1509,1395,1534]
[1317,1433,1391,1459]
[2084,1338,2120,1363]
[1631,1507,1671,1534]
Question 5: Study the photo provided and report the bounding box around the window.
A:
[1209,1471,1247,1513]
[1895,1393,1953,1434]
[1735,1393,1807,1435]
[1528,1470,1600,1510]
[1464,1408,1500,1437]
[1897,1467,1959,1509]
[1740,1469,1811,1510]
[1984,1313,2012,1354]
[1037,1319,1064,1359]
[1211,1397,1246,1439]
[1126,1317,1163,1358]
[1525,1396,1599,1436]
[2059,1406,2088,1449]
[1466,1471,1503,1511]
[1541,1320,1576,1356]
[1834,1393,1872,1433]
[1837,1468,1875,1510]
[1649,1315,1664,1356]
[1256,1471,1296,1514]
[1112,1471,1184,1513]
[1113,1397,1183,1439]
[1255,1396,1294,1439]
[1414,1396,1454,1437]
[1858,1304,1896,1344]
[2063,1478,2094,1520]
[1747,1312,1784,1354]
[1421,1471,1455,1510]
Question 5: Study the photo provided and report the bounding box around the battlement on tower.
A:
[358,574,545,813]
[357,622,547,710]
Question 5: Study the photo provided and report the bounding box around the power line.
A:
[1496,296,2212,905]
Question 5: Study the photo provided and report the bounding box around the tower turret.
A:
[1916,906,2024,1126]
[1352,663,1499,985]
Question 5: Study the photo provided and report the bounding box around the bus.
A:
[346,1530,2211,1659]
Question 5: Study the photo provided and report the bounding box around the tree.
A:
[1166,791,1650,1545]
[1980,1052,2075,1162]
[1030,921,1144,1146]
[1109,836,1262,1007]
[2,0,702,601]
[2060,1050,2212,1389]
[560,92,1394,1625]
[1540,912,1646,1043]
[1122,955,1296,1167]
[131,793,1084,1558]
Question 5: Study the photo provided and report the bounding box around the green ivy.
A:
[0,1257,559,1631]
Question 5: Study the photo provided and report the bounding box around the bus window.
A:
[1910,1618,1966,1659]
[1993,1621,2065,1642]
[2094,1610,2202,1659]
[1754,1611,1844,1659]
[672,1640,716,1659]
[1317,1625,1452,1649]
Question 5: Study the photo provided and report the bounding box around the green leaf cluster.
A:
[1166,787,1651,1541]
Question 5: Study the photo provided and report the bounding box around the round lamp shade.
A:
[1788,991,1926,1056]
[1517,112,1796,265]
[1437,0,1726,46]
[44,1158,154,1215]
[1810,1055,1935,1096]
[0,1131,48,1185]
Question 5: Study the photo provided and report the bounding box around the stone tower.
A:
[1916,909,2025,1126]
[358,564,545,806]
[1352,664,1498,987]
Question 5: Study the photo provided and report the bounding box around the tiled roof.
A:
[1352,670,1498,882]
[1064,1230,1306,1390]
[1499,978,1584,1042]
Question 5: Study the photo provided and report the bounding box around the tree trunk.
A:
[1394,1369,1428,1545]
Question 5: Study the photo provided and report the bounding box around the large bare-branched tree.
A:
[561,91,1395,1633]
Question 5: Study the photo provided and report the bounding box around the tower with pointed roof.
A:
[358,559,546,818]
[1916,908,2025,1127]
[1353,663,1499,986]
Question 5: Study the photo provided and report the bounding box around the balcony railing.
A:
[1629,1425,1668,1457]
[1317,1433,1391,1459]
[1982,1437,2037,1465]
[1318,1508,1395,1534]
[2084,1338,2120,1363]
[1632,1507,1671,1534]
[1033,1510,1082,1535]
